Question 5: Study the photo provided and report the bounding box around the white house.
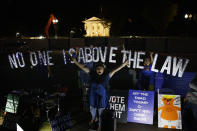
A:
[83,17,111,37]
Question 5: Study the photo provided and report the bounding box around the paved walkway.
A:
[71,118,182,131]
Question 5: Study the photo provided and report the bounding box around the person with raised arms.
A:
[72,53,128,131]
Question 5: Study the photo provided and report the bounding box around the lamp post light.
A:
[16,32,20,38]
[52,18,58,24]
[16,32,22,45]
[184,13,192,20]
[184,14,189,19]
[52,18,59,38]
[184,13,192,36]
[70,30,75,38]
[189,14,192,19]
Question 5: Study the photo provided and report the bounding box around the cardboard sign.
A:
[50,113,73,131]
[5,94,19,113]
[108,90,128,123]
[127,90,155,125]
[158,94,182,129]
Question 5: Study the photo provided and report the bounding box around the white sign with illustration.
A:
[158,94,182,129]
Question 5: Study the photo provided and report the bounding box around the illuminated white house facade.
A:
[83,17,111,37]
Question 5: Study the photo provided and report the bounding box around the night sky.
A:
[1,0,197,37]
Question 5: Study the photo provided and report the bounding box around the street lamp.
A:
[52,18,58,24]
[52,18,58,38]
[16,32,21,39]
[70,29,75,38]
[184,13,192,20]
[184,14,189,19]
[184,13,192,36]
[189,14,192,19]
[16,32,22,44]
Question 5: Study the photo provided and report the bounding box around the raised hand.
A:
[123,60,129,67]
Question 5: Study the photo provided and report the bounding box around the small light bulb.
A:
[39,36,44,39]
[189,14,192,19]
[185,14,189,19]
